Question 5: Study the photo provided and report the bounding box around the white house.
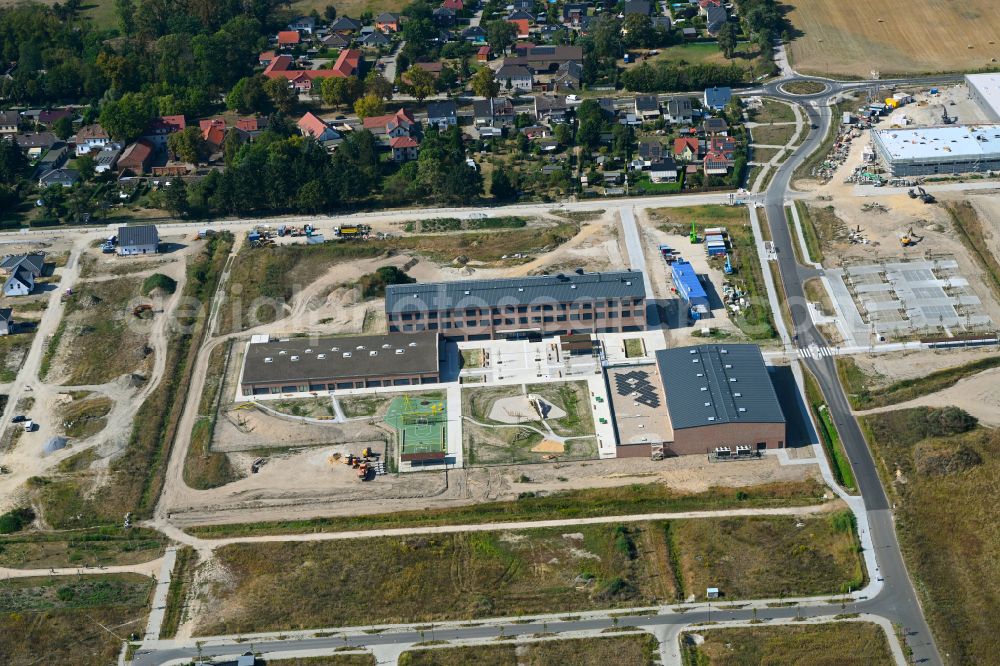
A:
[75,124,111,156]
[649,158,679,183]
[0,308,11,336]
[496,64,533,92]
[3,270,34,296]
[117,225,160,256]
[0,254,43,297]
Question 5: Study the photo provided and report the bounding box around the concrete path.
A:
[0,556,163,580]
[144,547,178,641]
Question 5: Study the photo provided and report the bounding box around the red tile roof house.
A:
[390,135,419,161]
[118,139,155,175]
[375,12,402,32]
[199,119,227,149]
[143,115,185,147]
[277,30,301,48]
[442,0,464,11]
[362,108,417,137]
[297,112,340,141]
[263,50,362,92]
[508,18,530,39]
[477,45,491,62]
[703,150,731,176]
[259,50,276,66]
[673,136,701,161]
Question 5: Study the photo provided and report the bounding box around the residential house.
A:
[703,117,729,135]
[508,17,531,39]
[363,108,417,136]
[277,30,301,48]
[673,136,701,161]
[33,144,68,176]
[390,135,420,161]
[118,139,155,175]
[473,97,515,127]
[534,95,568,123]
[117,225,160,256]
[562,3,587,24]
[552,61,582,90]
[38,109,73,126]
[288,16,316,34]
[634,95,660,121]
[0,254,43,297]
[0,308,11,336]
[360,31,391,47]
[477,45,491,62]
[39,168,79,188]
[681,27,697,39]
[75,124,111,155]
[16,132,56,159]
[520,124,550,140]
[426,101,458,128]
[442,0,464,10]
[496,64,533,91]
[637,140,663,165]
[199,118,226,150]
[319,33,350,49]
[664,96,694,125]
[709,136,737,157]
[94,145,122,174]
[143,115,185,147]
[509,45,582,73]
[649,158,679,183]
[264,49,362,91]
[508,9,534,22]
[329,17,362,35]
[415,61,443,77]
[511,0,533,10]
[703,149,730,175]
[0,110,19,134]
[622,0,651,16]
[462,26,487,43]
[258,50,276,66]
[703,86,732,110]
[433,7,456,27]
[375,12,401,32]
[236,117,267,135]
[698,0,728,36]
[297,112,340,141]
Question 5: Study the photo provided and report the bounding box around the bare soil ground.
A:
[786,0,1000,77]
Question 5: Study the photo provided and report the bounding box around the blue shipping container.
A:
[671,260,710,309]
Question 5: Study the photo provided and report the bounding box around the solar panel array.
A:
[614,370,660,408]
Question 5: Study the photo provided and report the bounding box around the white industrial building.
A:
[870,125,1000,176]
[966,73,1000,122]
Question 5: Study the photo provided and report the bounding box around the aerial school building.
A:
[385,271,648,341]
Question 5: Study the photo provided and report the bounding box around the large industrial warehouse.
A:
[870,125,1000,176]
[240,332,440,396]
[653,344,786,456]
[966,73,1000,122]
[385,271,647,341]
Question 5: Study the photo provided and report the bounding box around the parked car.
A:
[10,415,26,423]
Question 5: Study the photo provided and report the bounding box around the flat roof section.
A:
[656,344,785,430]
[872,125,1000,162]
[386,271,646,313]
[966,73,1000,120]
[607,365,672,446]
[242,332,439,386]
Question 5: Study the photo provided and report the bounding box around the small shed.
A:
[707,587,720,599]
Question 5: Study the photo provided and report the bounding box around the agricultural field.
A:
[681,622,893,665]
[462,381,597,464]
[786,0,1000,77]
[0,574,152,666]
[398,634,659,666]
[861,406,1000,663]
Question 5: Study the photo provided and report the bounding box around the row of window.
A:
[395,310,637,323]
[245,376,437,395]
[388,299,644,320]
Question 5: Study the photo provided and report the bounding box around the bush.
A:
[914,442,983,477]
[0,507,35,534]
[357,266,415,299]
[141,273,177,296]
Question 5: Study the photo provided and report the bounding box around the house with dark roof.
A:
[508,45,582,72]
[638,140,663,165]
[426,101,458,128]
[17,132,57,159]
[703,117,729,135]
[703,86,732,110]
[698,0,728,35]
[534,95,568,123]
[360,30,391,47]
[433,7,456,26]
[386,270,648,340]
[117,225,159,256]
[462,26,487,43]
[330,16,362,34]
[0,308,12,336]
[375,12,401,32]
[320,32,350,49]
[94,145,122,173]
[0,110,19,134]
[552,61,582,90]
[649,158,678,183]
[0,253,43,297]
[622,0,651,15]
[664,96,694,125]
[634,95,660,121]
[655,345,786,455]
[39,168,79,188]
[497,64,533,91]
[473,97,516,127]
[562,3,587,24]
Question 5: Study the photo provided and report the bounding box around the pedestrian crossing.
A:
[796,344,837,360]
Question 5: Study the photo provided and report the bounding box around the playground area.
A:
[385,394,448,463]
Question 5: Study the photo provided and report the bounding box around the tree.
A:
[297,179,328,213]
[470,66,499,99]
[717,22,739,59]
[264,77,296,114]
[554,122,572,146]
[76,154,96,181]
[323,5,337,21]
[404,65,436,102]
[485,20,516,53]
[98,92,153,143]
[115,0,136,35]
[226,75,270,114]
[0,140,28,185]
[321,75,363,108]
[576,99,603,149]
[622,14,654,49]
[52,116,73,140]
[222,128,241,166]
[490,167,515,201]
[353,93,385,119]
[591,15,622,60]
[163,179,189,215]
[168,126,207,164]
[364,71,393,100]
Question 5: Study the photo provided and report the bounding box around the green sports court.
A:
[385,395,447,462]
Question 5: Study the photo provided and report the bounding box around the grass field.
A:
[197,523,674,635]
[58,394,113,439]
[0,330,35,382]
[0,574,152,666]
[651,206,776,340]
[786,1,1000,77]
[837,355,1000,411]
[187,480,828,538]
[185,341,241,490]
[0,527,165,569]
[159,546,196,639]
[749,124,796,148]
[266,656,375,666]
[751,100,796,125]
[399,634,658,666]
[860,406,998,663]
[682,622,893,665]
[802,367,857,493]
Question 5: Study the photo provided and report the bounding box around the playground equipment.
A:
[401,395,444,422]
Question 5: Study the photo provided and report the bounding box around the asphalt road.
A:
[760,94,942,664]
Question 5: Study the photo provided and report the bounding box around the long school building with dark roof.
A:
[385,271,647,341]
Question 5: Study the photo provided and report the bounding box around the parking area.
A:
[606,365,672,447]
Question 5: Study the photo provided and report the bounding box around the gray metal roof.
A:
[386,270,647,313]
[117,224,159,248]
[242,332,439,386]
[0,253,44,276]
[655,344,785,430]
